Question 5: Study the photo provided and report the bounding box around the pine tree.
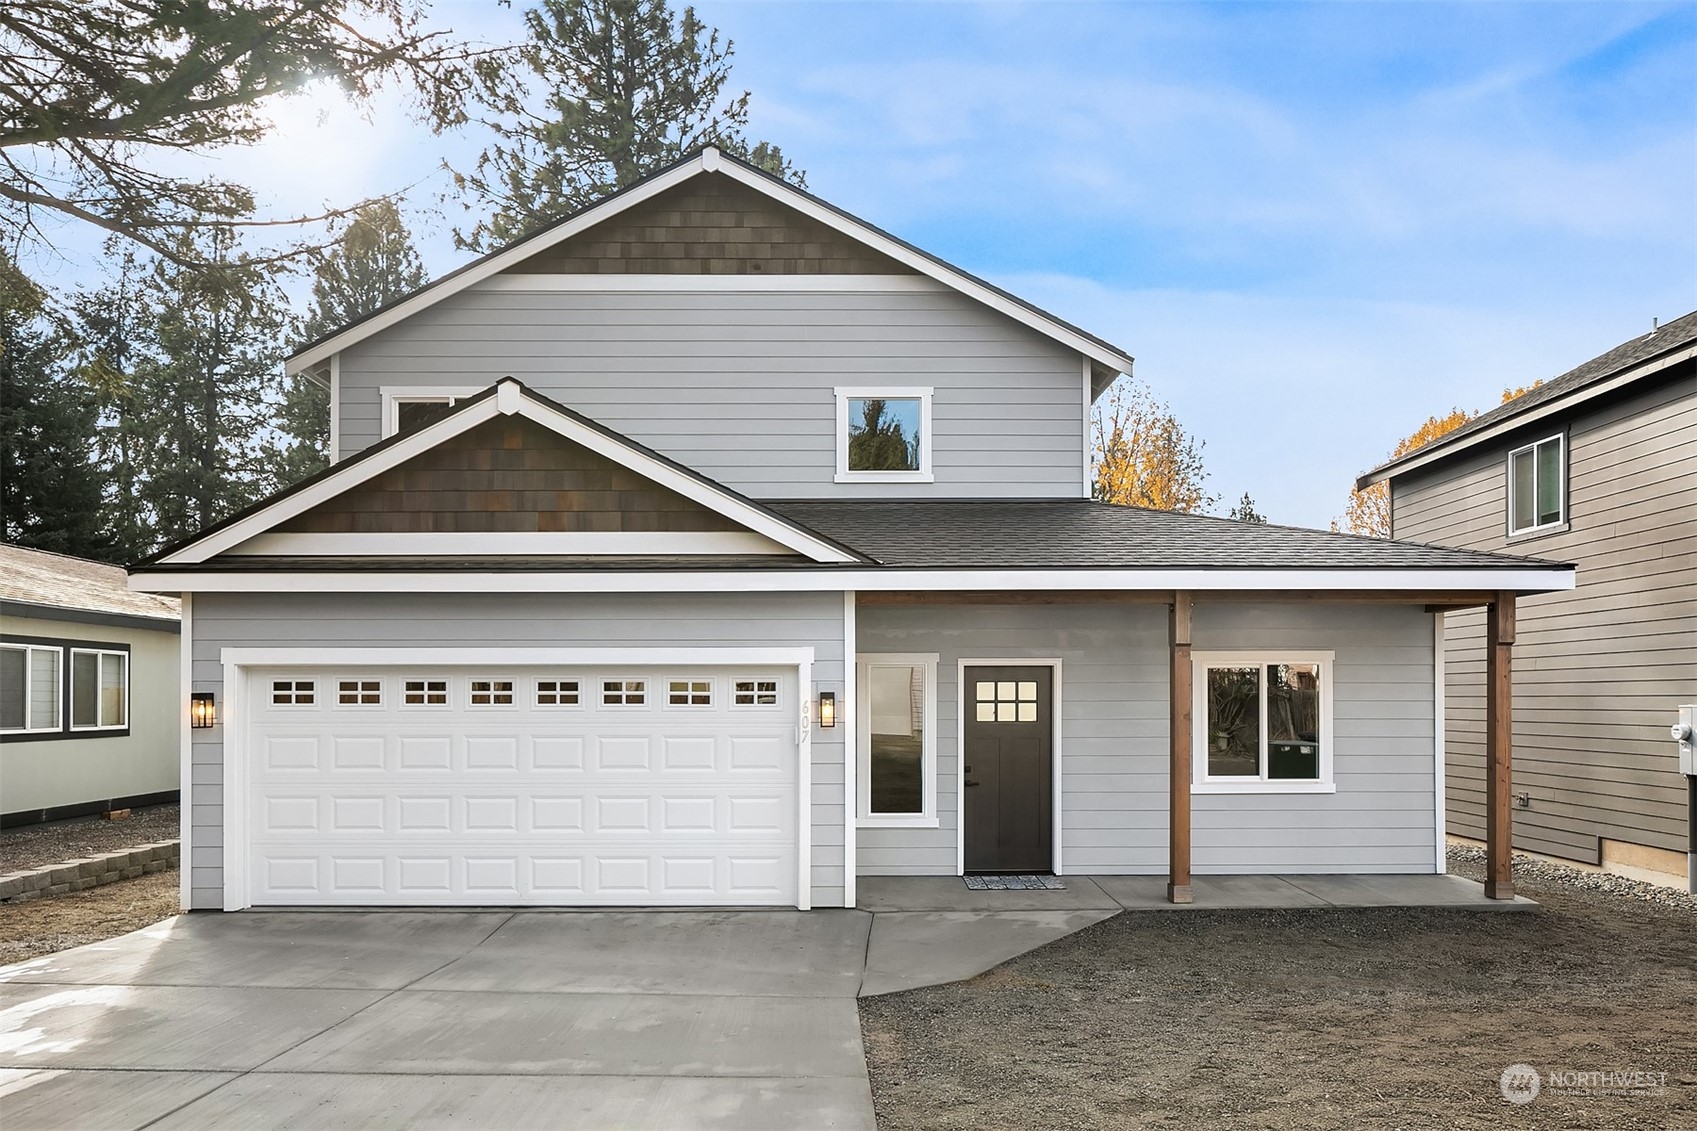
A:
[454,0,803,250]
[137,231,294,544]
[0,252,111,558]
[1227,494,1266,523]
[277,201,433,480]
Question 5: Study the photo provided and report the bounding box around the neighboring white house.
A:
[2,544,181,825]
[128,148,1573,912]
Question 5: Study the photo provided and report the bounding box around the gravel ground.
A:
[0,804,179,873]
[0,868,180,966]
[860,856,1697,1130]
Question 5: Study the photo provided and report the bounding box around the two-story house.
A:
[129,148,1572,913]
[1359,313,1696,891]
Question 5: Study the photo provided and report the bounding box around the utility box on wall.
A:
[1676,704,1696,777]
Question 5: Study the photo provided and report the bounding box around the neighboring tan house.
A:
[1,544,181,825]
[128,148,1571,913]
[1359,311,1697,890]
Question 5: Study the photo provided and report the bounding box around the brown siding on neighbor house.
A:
[279,417,745,534]
[506,174,917,276]
[1392,369,1697,862]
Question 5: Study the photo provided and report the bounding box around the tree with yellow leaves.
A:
[1091,376,1215,512]
[1341,381,1543,537]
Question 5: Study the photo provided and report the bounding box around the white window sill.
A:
[857,816,941,829]
[1507,521,1568,542]
[1192,781,1337,795]
[835,472,934,484]
[69,725,128,734]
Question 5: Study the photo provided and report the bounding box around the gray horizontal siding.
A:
[855,600,1438,877]
[188,591,845,909]
[334,289,1087,499]
[1393,373,1697,862]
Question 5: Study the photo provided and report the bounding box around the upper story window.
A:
[381,385,484,438]
[1507,434,1565,536]
[835,387,933,484]
[1193,652,1333,794]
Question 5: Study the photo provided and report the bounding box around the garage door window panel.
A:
[469,679,516,707]
[403,679,449,707]
[734,679,779,708]
[337,679,382,707]
[603,679,647,706]
[272,679,316,706]
[667,679,713,707]
[536,679,581,707]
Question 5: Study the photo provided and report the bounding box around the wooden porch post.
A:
[1169,591,1194,904]
[1485,592,1516,900]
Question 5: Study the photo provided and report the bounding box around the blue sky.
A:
[27,1,1697,527]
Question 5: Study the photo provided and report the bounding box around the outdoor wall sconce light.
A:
[818,691,837,728]
[190,692,217,729]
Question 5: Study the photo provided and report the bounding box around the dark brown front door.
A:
[963,666,1053,873]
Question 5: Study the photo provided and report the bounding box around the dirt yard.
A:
[860,867,1697,1130]
[0,870,180,966]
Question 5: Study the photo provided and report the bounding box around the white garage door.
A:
[243,665,800,907]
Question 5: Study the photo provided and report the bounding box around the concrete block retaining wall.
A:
[0,841,179,902]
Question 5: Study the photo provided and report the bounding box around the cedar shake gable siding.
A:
[505,173,917,276]
[278,416,746,534]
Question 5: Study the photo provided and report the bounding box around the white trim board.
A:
[156,378,858,567]
[1433,612,1447,875]
[138,566,1578,595]
[286,148,1133,377]
[475,274,946,293]
[842,590,857,909]
[178,593,193,912]
[954,658,1064,877]
[226,532,793,557]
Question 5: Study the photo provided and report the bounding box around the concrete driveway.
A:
[0,911,882,1130]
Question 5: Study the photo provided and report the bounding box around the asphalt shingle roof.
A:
[2,544,180,621]
[1365,309,1697,482]
[767,500,1570,571]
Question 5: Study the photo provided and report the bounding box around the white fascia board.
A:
[712,162,1133,375]
[515,396,858,563]
[475,274,946,293]
[132,566,1577,595]
[227,531,793,557]
[285,156,714,375]
[157,396,503,564]
[1358,340,1697,489]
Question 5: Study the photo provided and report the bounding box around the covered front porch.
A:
[850,588,1527,905]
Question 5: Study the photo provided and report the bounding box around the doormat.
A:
[963,874,1066,890]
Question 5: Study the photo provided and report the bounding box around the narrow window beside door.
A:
[856,655,938,823]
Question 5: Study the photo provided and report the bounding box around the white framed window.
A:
[603,679,646,706]
[468,678,515,707]
[536,678,581,707]
[1193,651,1334,794]
[667,679,712,707]
[271,679,316,706]
[1,643,62,734]
[380,385,484,438]
[733,678,779,707]
[336,679,382,707]
[835,386,934,483]
[856,653,939,825]
[403,678,449,707]
[70,648,128,731]
[1507,433,1565,536]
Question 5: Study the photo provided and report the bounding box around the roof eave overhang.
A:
[284,148,1134,379]
[130,565,1577,596]
[1356,339,1697,490]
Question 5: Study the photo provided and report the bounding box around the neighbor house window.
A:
[856,654,938,824]
[835,387,933,483]
[1,643,62,734]
[1193,652,1333,793]
[380,385,483,438]
[70,648,128,731]
[1507,434,1565,535]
